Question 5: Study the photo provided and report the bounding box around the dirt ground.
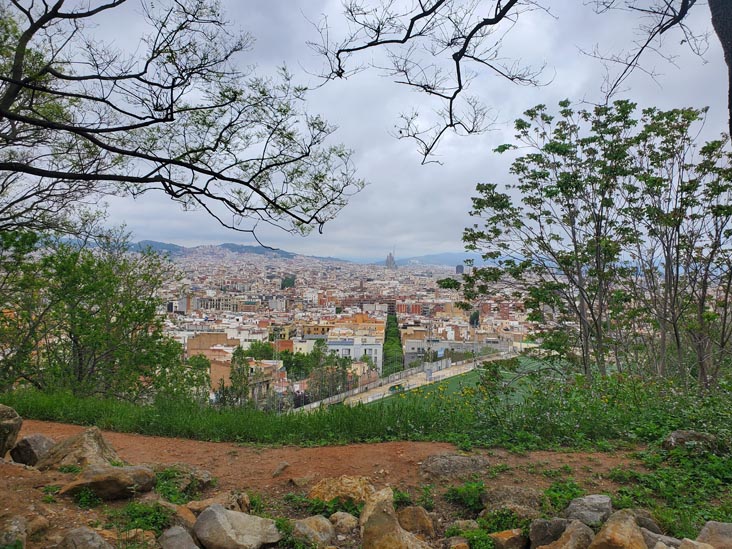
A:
[1,420,642,547]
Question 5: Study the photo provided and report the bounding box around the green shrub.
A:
[154,467,201,504]
[274,517,316,549]
[283,493,362,517]
[107,502,172,536]
[445,481,485,515]
[416,484,435,511]
[542,479,584,514]
[74,487,102,509]
[392,487,413,508]
[478,508,530,534]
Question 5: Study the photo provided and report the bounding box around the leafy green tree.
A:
[0,1,363,236]
[461,100,732,385]
[280,275,296,290]
[382,314,404,376]
[226,346,251,406]
[246,341,275,360]
[0,229,188,400]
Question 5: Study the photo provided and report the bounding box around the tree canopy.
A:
[459,100,732,387]
[0,0,364,236]
[321,0,730,160]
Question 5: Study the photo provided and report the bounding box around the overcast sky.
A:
[103,1,728,261]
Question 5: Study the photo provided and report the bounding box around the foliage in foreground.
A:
[4,365,732,449]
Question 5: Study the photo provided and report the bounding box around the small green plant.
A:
[445,481,486,515]
[478,508,530,534]
[392,487,413,508]
[107,502,172,536]
[248,491,266,515]
[274,517,315,549]
[542,464,573,478]
[461,528,496,549]
[283,493,361,517]
[154,467,200,504]
[542,479,585,514]
[444,524,463,537]
[59,465,82,474]
[486,464,510,478]
[41,484,61,504]
[74,487,102,509]
[109,460,125,467]
[416,484,435,511]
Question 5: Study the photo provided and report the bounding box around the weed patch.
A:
[106,502,172,536]
[444,481,486,515]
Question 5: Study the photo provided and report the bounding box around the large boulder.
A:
[696,521,732,548]
[308,475,375,504]
[419,453,491,479]
[293,515,334,548]
[588,510,646,549]
[662,430,718,452]
[561,495,613,528]
[537,520,593,549]
[360,488,430,549]
[10,434,55,466]
[530,518,570,549]
[396,505,435,538]
[0,404,22,458]
[36,427,121,471]
[59,527,113,549]
[193,504,281,549]
[158,525,199,549]
[59,464,155,500]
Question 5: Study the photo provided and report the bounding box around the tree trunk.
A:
[709,0,732,136]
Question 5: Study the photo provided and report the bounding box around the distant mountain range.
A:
[134,240,483,266]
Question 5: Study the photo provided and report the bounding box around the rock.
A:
[629,509,662,534]
[26,515,50,536]
[453,519,481,532]
[151,462,216,494]
[396,505,435,538]
[360,488,430,549]
[530,518,569,549]
[448,537,471,549]
[653,544,671,549]
[537,520,593,549]
[419,453,491,479]
[0,405,22,458]
[293,515,335,548]
[561,495,613,528]
[193,504,281,549]
[118,528,157,545]
[289,475,315,487]
[159,525,199,549]
[0,516,27,549]
[662,430,718,452]
[272,461,290,477]
[10,434,55,466]
[697,521,732,548]
[58,464,155,500]
[186,491,250,515]
[641,527,681,548]
[329,511,359,534]
[679,541,715,549]
[36,427,120,471]
[308,475,375,504]
[588,509,646,549]
[489,528,528,549]
[483,486,544,514]
[59,526,113,549]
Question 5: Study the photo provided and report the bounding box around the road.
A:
[343,353,508,406]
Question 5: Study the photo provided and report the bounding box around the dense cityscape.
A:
[157,245,531,407]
